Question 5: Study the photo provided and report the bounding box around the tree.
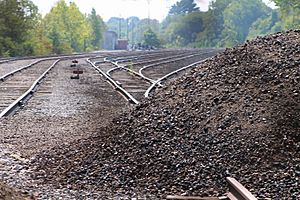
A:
[106,17,160,46]
[0,0,39,56]
[169,0,199,15]
[272,0,300,9]
[88,8,106,49]
[42,0,92,54]
[271,0,300,29]
[135,18,160,44]
[196,0,233,47]
[247,10,282,40]
[162,12,203,47]
[218,0,271,47]
[143,28,160,48]
[106,17,127,39]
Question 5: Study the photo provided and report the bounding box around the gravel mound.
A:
[32,30,300,199]
[0,182,29,200]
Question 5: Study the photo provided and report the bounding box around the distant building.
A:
[116,39,128,50]
[102,31,118,50]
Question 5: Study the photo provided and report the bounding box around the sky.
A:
[31,0,277,22]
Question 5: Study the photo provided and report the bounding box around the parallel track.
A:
[0,53,109,118]
[0,59,60,117]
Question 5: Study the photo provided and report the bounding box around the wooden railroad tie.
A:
[166,177,257,200]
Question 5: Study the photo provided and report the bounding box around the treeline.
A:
[0,0,105,57]
[107,0,300,48]
[160,0,300,48]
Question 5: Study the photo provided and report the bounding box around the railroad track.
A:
[0,49,220,117]
[0,59,40,78]
[0,59,60,117]
[88,49,221,104]
[0,53,105,118]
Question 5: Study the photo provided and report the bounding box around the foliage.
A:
[88,8,106,50]
[143,28,160,48]
[169,0,199,15]
[106,16,160,46]
[0,0,39,56]
[271,0,300,29]
[163,12,203,47]
[42,0,93,54]
[218,0,271,47]
[247,10,282,40]
[196,0,233,47]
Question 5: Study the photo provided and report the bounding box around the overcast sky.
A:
[31,0,276,22]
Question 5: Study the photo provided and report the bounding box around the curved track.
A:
[89,49,222,104]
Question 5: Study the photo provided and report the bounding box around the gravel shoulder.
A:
[0,58,130,198]
[0,59,39,77]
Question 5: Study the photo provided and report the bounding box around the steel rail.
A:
[107,53,199,77]
[0,51,107,64]
[139,51,216,79]
[123,51,198,68]
[0,59,15,64]
[0,59,44,82]
[0,59,60,118]
[87,58,139,105]
[105,52,209,87]
[116,50,190,64]
[226,177,257,200]
[107,49,188,64]
[107,61,157,84]
[145,57,211,98]
[0,54,108,82]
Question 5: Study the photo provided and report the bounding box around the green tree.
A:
[88,8,106,49]
[143,28,160,48]
[43,0,72,54]
[196,0,233,47]
[162,12,203,47]
[271,0,300,29]
[219,0,271,47]
[0,0,38,56]
[169,0,199,15]
[247,10,282,40]
[106,17,127,39]
[135,18,160,44]
[106,17,160,46]
[24,16,53,55]
[42,0,92,54]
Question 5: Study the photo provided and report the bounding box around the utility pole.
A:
[147,0,151,27]
[126,18,129,40]
[118,15,122,39]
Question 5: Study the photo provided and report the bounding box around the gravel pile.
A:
[33,31,299,199]
[0,182,28,200]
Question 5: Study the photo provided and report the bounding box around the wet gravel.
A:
[32,30,300,199]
